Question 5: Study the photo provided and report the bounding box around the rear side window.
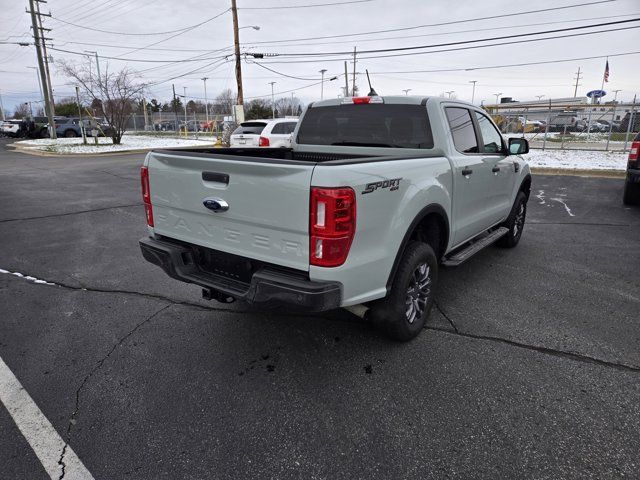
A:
[445,107,478,154]
[232,122,266,135]
[271,122,297,134]
[297,104,434,149]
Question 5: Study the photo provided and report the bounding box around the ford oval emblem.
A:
[203,197,229,212]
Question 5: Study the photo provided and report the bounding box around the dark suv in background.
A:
[623,132,640,205]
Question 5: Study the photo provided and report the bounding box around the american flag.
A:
[604,60,610,83]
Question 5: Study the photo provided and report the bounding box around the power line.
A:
[48,46,230,63]
[253,24,640,63]
[246,0,617,45]
[239,0,372,9]
[49,9,230,36]
[253,18,640,57]
[245,12,640,49]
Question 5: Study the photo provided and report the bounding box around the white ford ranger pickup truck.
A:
[139,96,531,340]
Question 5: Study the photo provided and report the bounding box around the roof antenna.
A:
[366,69,378,96]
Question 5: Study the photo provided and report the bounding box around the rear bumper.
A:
[139,236,342,311]
[627,168,640,182]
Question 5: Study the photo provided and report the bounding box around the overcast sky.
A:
[1,0,638,113]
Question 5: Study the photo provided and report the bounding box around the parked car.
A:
[598,120,621,132]
[54,117,82,137]
[587,121,608,133]
[0,119,22,137]
[139,96,531,341]
[623,132,640,205]
[154,120,177,131]
[230,118,299,148]
[548,115,586,132]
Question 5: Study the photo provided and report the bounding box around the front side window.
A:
[474,112,504,154]
[445,107,478,154]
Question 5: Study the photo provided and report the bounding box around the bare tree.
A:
[211,89,235,115]
[274,96,303,117]
[12,103,30,119]
[59,61,146,144]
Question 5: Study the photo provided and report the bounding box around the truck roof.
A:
[309,95,476,108]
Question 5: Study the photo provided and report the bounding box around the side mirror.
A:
[508,137,529,155]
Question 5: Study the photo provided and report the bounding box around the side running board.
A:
[442,227,509,267]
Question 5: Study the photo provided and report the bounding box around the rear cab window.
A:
[232,122,267,135]
[297,104,434,149]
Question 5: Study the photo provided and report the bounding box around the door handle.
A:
[492,166,500,173]
[461,168,473,176]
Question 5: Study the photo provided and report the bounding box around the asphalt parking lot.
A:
[1,137,639,479]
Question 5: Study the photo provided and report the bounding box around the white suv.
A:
[230,118,298,148]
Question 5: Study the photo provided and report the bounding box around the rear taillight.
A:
[629,141,639,168]
[140,166,154,227]
[310,187,356,267]
[259,136,270,147]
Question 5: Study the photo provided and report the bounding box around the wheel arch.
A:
[385,204,449,292]
[518,173,532,200]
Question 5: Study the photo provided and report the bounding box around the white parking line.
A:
[0,356,94,480]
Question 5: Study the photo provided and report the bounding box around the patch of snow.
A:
[535,190,546,204]
[523,149,627,171]
[550,197,575,217]
[14,134,217,155]
[0,268,57,286]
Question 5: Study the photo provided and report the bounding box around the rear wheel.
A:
[497,191,527,248]
[64,129,78,138]
[623,177,640,205]
[368,242,438,342]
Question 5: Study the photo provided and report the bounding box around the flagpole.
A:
[600,57,608,104]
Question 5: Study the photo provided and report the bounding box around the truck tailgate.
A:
[147,151,314,271]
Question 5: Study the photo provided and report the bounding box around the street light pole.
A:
[231,0,244,122]
[494,92,502,105]
[469,80,477,104]
[319,69,327,100]
[291,92,295,116]
[75,85,87,145]
[27,66,44,109]
[269,81,276,118]
[402,89,411,96]
[183,87,188,123]
[201,77,209,126]
[446,90,455,98]
[535,95,545,101]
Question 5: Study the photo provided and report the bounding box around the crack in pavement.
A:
[425,315,640,374]
[57,303,173,479]
[434,301,459,333]
[0,204,143,224]
[529,221,630,227]
[0,266,332,319]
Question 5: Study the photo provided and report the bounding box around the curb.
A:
[8,141,217,157]
[530,167,626,179]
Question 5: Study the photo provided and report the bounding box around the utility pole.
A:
[0,90,5,121]
[27,66,44,107]
[201,77,209,126]
[269,81,276,118]
[352,47,357,97]
[469,80,477,104]
[573,66,582,98]
[172,84,179,131]
[35,0,54,115]
[28,0,56,138]
[291,92,295,116]
[75,85,87,144]
[344,61,349,97]
[231,0,244,122]
[319,69,327,100]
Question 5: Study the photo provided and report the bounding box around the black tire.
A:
[623,178,640,205]
[64,129,78,138]
[497,191,527,248]
[368,242,438,342]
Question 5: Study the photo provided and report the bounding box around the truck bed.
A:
[152,147,437,165]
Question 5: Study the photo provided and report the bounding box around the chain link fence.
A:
[486,101,638,152]
[123,112,232,138]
